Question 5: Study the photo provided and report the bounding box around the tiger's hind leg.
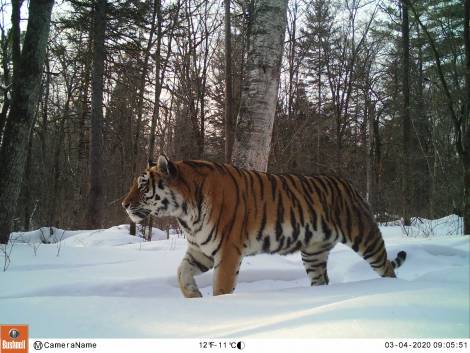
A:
[349,227,396,278]
[178,246,214,298]
[301,244,334,286]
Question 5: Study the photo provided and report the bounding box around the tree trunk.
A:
[148,0,163,160]
[224,0,234,163]
[75,30,92,229]
[22,128,34,231]
[10,0,22,85]
[335,119,343,173]
[401,0,411,225]
[140,0,164,239]
[366,100,374,208]
[134,0,159,170]
[316,41,322,172]
[464,161,470,235]
[0,0,21,137]
[373,112,382,213]
[86,0,106,229]
[48,100,68,227]
[286,1,298,121]
[0,23,12,136]
[415,25,431,217]
[231,0,288,172]
[0,0,54,244]
[464,0,470,235]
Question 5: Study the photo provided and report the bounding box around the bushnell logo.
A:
[0,325,28,353]
[8,330,20,340]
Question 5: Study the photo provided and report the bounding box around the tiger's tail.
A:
[391,250,407,269]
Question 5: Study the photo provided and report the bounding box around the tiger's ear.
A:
[147,159,157,169]
[157,155,177,178]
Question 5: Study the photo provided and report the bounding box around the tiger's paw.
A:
[213,288,233,296]
[182,286,203,298]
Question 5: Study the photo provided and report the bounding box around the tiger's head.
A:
[122,155,185,223]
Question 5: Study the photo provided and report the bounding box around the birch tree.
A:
[231,0,288,171]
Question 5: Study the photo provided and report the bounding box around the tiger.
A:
[122,155,407,298]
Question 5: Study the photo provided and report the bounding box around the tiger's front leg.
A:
[213,245,243,296]
[178,246,214,298]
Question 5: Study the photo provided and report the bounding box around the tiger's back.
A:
[123,156,407,297]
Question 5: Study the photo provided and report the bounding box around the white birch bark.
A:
[231,0,288,172]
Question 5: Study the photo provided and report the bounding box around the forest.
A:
[0,0,468,242]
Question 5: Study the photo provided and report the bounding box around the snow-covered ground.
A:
[0,217,468,338]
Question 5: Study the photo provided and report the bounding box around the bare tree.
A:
[224,0,234,163]
[0,0,54,244]
[465,0,470,235]
[232,0,288,171]
[86,0,106,229]
[406,0,469,234]
[0,0,11,135]
[401,0,411,225]
[148,0,164,160]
